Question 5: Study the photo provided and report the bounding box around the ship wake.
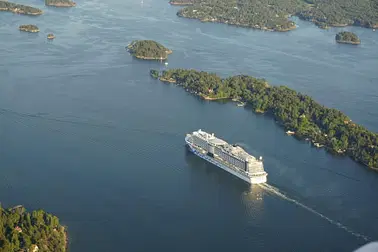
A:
[258,183,370,241]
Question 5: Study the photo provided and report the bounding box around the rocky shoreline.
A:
[19,24,39,33]
[45,0,76,7]
[177,12,296,32]
[133,49,173,60]
[0,1,43,15]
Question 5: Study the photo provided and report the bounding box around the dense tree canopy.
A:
[0,1,43,15]
[19,25,40,33]
[0,205,67,252]
[335,31,361,44]
[172,0,378,30]
[152,69,378,170]
[127,40,172,60]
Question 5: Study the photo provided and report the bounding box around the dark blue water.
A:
[1,0,378,251]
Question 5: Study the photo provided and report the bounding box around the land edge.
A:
[170,2,378,31]
[155,75,378,171]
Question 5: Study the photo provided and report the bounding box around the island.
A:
[126,40,172,60]
[45,0,76,7]
[150,68,378,170]
[171,0,378,31]
[47,33,56,39]
[335,31,361,45]
[0,1,43,15]
[19,24,39,33]
[0,205,67,251]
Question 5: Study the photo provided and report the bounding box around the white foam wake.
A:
[258,183,370,241]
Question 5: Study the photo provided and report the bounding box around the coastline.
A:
[177,13,296,32]
[134,50,172,60]
[175,5,378,31]
[336,40,361,45]
[0,8,43,15]
[152,69,378,171]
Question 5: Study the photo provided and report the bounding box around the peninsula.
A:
[19,24,40,33]
[45,0,76,7]
[150,68,378,170]
[0,1,43,15]
[127,40,172,60]
[0,205,67,251]
[171,0,378,31]
[335,31,361,45]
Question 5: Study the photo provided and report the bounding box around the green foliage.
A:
[0,1,43,15]
[127,40,172,60]
[153,68,378,169]
[174,0,378,30]
[150,69,160,79]
[19,24,39,32]
[0,205,66,252]
[335,31,361,43]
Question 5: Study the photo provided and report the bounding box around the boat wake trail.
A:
[258,183,370,241]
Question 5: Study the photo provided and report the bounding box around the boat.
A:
[236,102,246,107]
[185,129,268,184]
[286,130,295,135]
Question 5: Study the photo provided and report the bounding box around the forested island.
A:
[335,31,361,44]
[0,1,43,15]
[127,40,172,60]
[0,205,67,251]
[45,0,76,7]
[19,24,39,33]
[171,0,378,31]
[150,68,378,170]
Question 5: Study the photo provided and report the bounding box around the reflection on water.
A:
[241,185,265,223]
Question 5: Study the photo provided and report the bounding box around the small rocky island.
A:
[45,0,76,7]
[126,40,172,60]
[0,205,67,251]
[335,31,361,44]
[47,33,56,39]
[19,24,39,33]
[0,1,43,15]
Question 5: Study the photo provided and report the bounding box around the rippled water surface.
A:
[0,0,378,251]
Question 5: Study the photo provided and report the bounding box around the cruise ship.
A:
[185,129,267,184]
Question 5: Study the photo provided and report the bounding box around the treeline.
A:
[127,40,172,60]
[335,31,361,44]
[177,0,301,31]
[0,1,43,15]
[0,205,67,252]
[151,68,378,170]
[173,0,378,30]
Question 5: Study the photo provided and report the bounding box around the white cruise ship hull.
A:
[185,136,267,184]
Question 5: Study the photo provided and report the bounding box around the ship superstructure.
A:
[185,129,267,184]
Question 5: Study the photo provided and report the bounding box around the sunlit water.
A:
[0,0,378,251]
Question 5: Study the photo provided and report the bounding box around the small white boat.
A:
[236,102,246,107]
[165,62,168,66]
